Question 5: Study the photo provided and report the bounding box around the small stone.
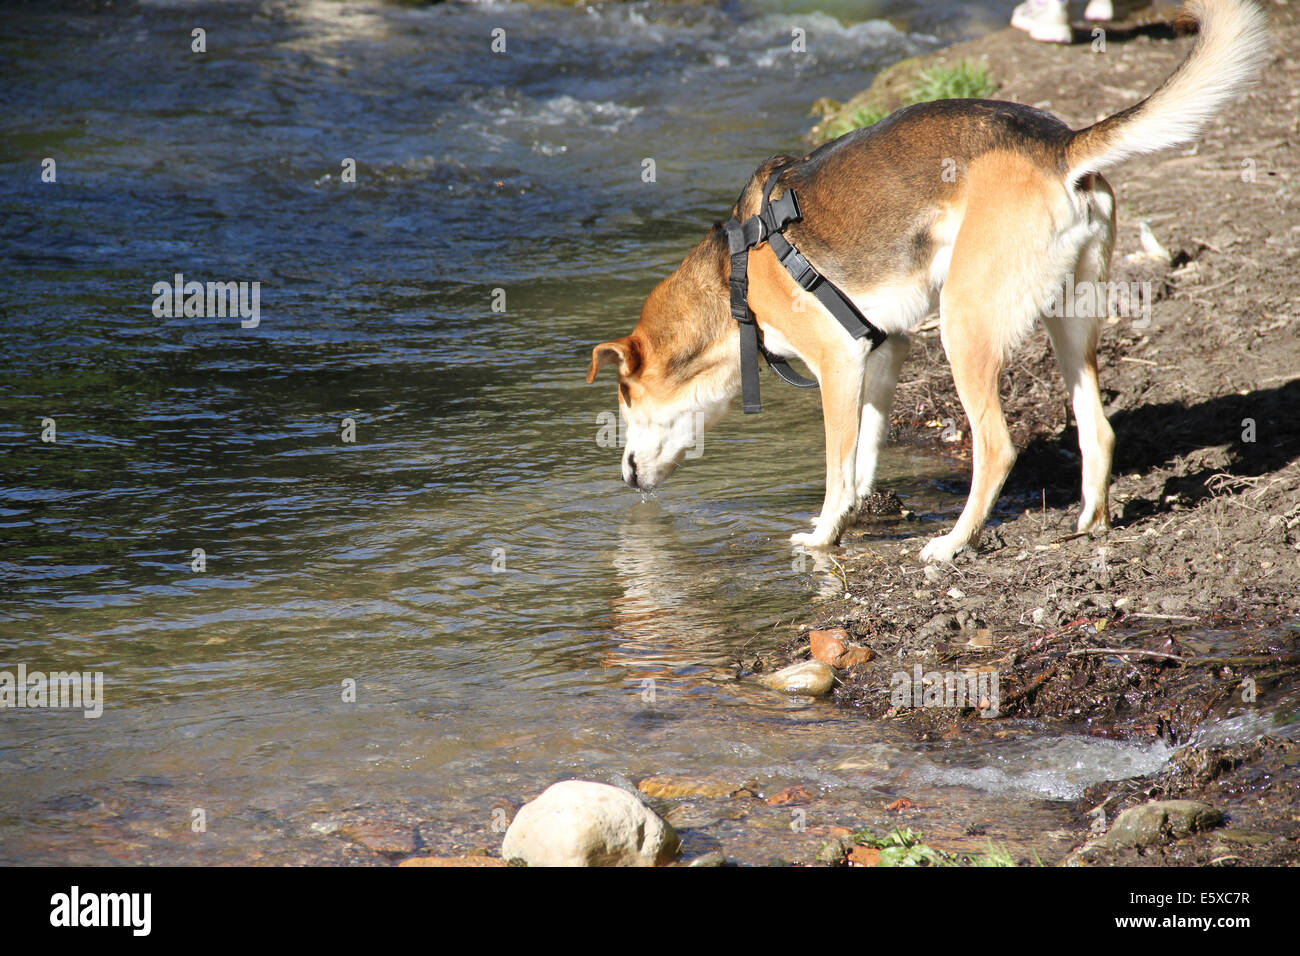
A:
[836,644,876,667]
[398,856,511,867]
[1159,594,1189,614]
[816,837,851,864]
[759,660,835,696]
[636,775,738,799]
[1031,607,1046,625]
[947,588,966,600]
[500,780,680,867]
[662,804,723,830]
[835,752,890,772]
[684,851,727,867]
[923,565,943,583]
[1103,800,1223,848]
[809,628,851,665]
[339,823,414,856]
[847,845,881,866]
[766,785,814,807]
[810,629,875,668]
[1215,828,1273,846]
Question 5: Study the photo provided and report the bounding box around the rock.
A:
[399,855,511,867]
[338,822,414,856]
[684,851,727,867]
[847,845,881,866]
[662,804,723,830]
[760,660,835,696]
[836,644,876,667]
[816,836,852,864]
[500,781,680,867]
[1215,828,1273,846]
[636,774,737,799]
[809,628,851,664]
[765,785,814,807]
[1103,800,1223,848]
[809,629,875,668]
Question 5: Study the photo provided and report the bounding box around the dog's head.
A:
[587,229,738,490]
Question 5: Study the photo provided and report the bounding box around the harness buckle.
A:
[778,244,821,291]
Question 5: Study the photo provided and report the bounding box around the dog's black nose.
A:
[625,452,638,488]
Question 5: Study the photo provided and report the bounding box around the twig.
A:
[1067,647,1186,662]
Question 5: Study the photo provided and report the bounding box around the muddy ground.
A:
[772,2,1300,865]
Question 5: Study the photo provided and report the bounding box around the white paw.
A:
[791,530,836,549]
[919,534,961,564]
[1076,507,1110,534]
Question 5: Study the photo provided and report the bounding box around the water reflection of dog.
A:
[602,500,744,685]
[603,502,847,681]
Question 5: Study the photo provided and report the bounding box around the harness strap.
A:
[724,220,764,414]
[725,163,888,414]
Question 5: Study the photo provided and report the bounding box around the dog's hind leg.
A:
[855,333,910,505]
[1043,311,1113,533]
[1043,191,1116,533]
[919,290,1018,563]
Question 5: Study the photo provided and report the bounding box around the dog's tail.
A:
[1065,0,1270,183]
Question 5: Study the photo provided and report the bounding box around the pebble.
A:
[1214,828,1273,846]
[398,856,510,867]
[765,785,814,807]
[809,629,876,668]
[809,628,851,665]
[760,660,835,696]
[636,775,738,799]
[338,823,414,856]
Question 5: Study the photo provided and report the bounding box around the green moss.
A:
[907,61,999,104]
[807,59,1000,145]
[849,827,1023,867]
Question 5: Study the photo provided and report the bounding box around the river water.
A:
[0,0,1226,864]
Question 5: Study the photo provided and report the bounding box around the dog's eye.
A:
[619,382,631,405]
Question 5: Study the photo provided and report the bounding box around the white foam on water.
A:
[1191,708,1300,748]
[905,736,1178,801]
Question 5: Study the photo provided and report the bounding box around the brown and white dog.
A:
[588,0,1269,561]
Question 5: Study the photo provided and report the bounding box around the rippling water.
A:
[0,0,1206,864]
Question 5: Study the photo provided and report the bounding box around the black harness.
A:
[723,164,888,414]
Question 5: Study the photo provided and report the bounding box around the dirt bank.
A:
[779,2,1300,865]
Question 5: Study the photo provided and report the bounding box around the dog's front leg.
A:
[792,350,866,549]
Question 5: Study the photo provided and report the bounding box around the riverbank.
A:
[776,1,1300,865]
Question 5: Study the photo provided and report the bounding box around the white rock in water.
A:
[760,660,835,696]
[501,780,680,867]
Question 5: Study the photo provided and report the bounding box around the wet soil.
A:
[779,2,1300,865]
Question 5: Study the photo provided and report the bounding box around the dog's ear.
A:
[586,337,640,383]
